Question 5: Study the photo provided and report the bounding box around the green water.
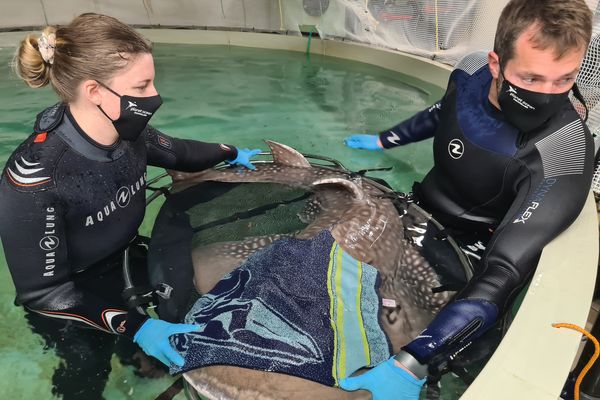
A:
[0,42,446,399]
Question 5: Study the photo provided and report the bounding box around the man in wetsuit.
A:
[341,0,595,398]
[0,14,262,399]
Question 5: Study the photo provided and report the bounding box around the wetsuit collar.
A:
[482,79,506,121]
[54,107,127,162]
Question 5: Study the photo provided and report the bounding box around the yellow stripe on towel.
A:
[327,243,338,383]
[355,259,371,366]
[335,245,346,379]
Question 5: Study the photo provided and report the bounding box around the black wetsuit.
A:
[378,52,595,372]
[0,103,238,398]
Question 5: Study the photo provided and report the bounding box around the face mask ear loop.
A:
[572,82,589,122]
[95,80,121,123]
[96,80,122,98]
[97,104,115,122]
[496,59,506,96]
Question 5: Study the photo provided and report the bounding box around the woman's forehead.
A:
[110,53,155,84]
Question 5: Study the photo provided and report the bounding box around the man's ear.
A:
[82,80,102,106]
[488,51,501,80]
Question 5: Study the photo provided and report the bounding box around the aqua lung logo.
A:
[116,187,131,208]
[126,101,137,111]
[85,173,146,226]
[39,235,59,251]
[41,207,58,277]
[387,131,401,145]
[428,102,442,113]
[448,139,464,159]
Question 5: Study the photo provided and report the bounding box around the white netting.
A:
[273,1,600,190]
[275,1,598,65]
[575,7,600,193]
[308,0,503,65]
[577,9,600,137]
[593,162,600,195]
[275,1,600,128]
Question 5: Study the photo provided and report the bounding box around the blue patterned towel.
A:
[170,230,391,386]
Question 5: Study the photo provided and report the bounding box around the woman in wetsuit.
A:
[0,13,260,399]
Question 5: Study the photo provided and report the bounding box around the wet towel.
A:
[170,230,391,386]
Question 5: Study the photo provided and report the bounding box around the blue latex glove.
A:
[339,357,426,400]
[133,319,198,367]
[227,148,262,170]
[344,134,383,151]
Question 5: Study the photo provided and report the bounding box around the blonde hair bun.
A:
[14,26,57,89]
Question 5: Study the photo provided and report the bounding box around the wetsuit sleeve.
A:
[144,125,238,172]
[0,186,147,338]
[402,118,595,370]
[378,101,442,148]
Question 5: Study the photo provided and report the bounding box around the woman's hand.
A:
[227,148,263,170]
[133,318,199,367]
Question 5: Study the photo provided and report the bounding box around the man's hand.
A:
[339,357,425,400]
[344,134,384,151]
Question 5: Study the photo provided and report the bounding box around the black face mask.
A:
[97,81,163,141]
[497,73,570,133]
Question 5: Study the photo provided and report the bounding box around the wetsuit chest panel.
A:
[432,95,514,212]
[57,139,147,269]
[419,68,521,225]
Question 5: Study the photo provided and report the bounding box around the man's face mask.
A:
[96,81,163,141]
[497,69,571,133]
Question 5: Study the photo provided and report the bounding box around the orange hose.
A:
[553,323,600,400]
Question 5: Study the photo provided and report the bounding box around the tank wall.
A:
[0,0,277,29]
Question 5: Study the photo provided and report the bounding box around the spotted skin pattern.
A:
[172,141,456,400]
